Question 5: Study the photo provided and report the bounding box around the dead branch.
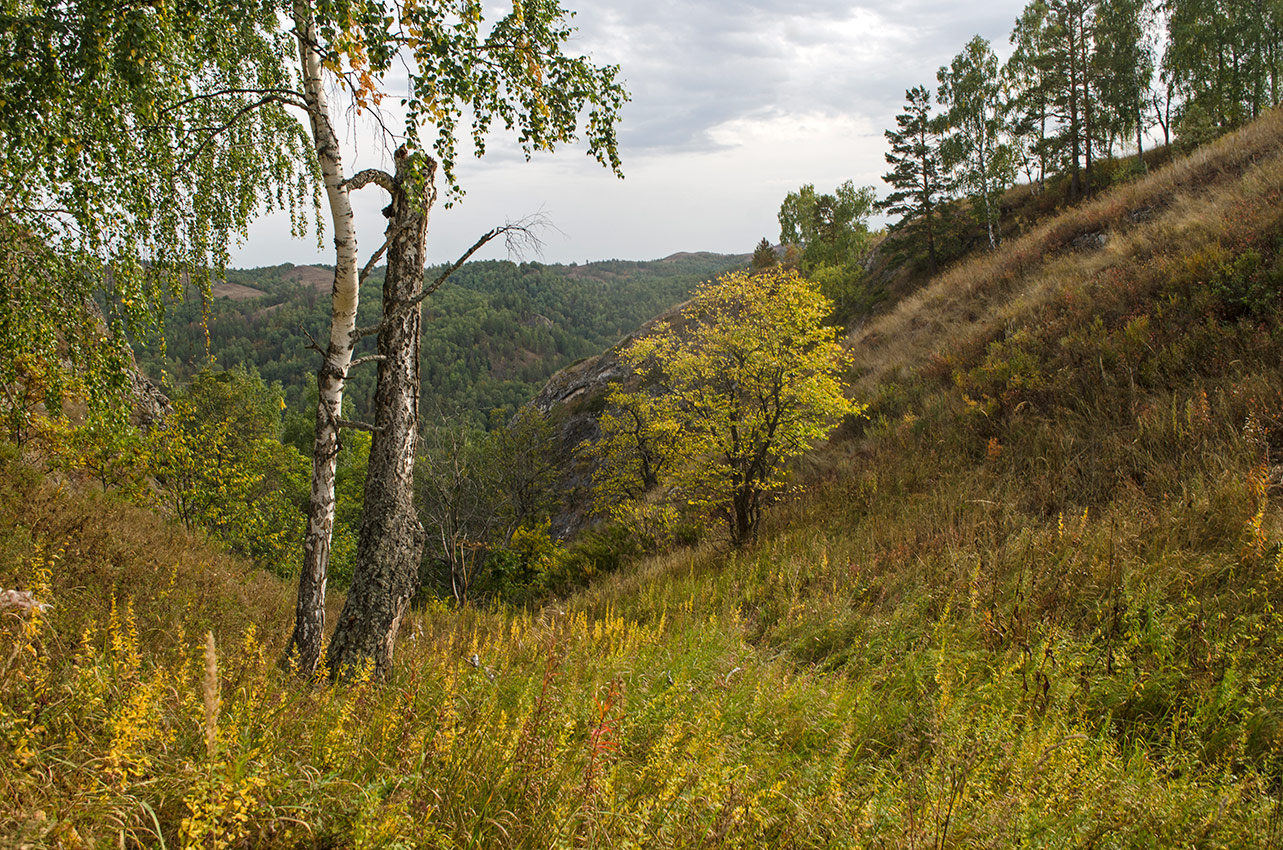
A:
[344,168,396,193]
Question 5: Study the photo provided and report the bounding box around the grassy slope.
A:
[4,113,1283,847]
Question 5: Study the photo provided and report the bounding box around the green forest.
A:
[139,253,743,425]
[4,0,1283,847]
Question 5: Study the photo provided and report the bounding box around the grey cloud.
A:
[571,0,1027,154]
[235,1,1034,267]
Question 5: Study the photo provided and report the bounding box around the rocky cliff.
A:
[529,304,687,539]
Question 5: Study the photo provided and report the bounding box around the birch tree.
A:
[1163,0,1283,143]
[2,1,625,678]
[0,0,316,440]
[285,0,626,679]
[938,36,1015,250]
[1094,0,1155,166]
[283,0,366,677]
[1007,0,1058,191]
[776,180,876,312]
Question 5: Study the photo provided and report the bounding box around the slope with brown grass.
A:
[852,108,1283,393]
[3,113,1283,848]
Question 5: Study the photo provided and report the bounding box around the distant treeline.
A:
[138,253,743,427]
[880,0,1282,273]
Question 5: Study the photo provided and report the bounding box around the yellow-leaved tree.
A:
[599,268,863,544]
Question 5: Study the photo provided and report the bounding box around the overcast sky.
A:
[231,1,1031,269]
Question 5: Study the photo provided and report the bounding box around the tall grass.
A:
[4,113,1283,847]
[850,107,1283,393]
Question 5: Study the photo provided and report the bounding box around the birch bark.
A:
[283,1,362,677]
[326,150,434,679]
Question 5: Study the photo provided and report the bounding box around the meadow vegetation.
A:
[4,110,1283,846]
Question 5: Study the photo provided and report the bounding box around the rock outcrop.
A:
[529,304,687,539]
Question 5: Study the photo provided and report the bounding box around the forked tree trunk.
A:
[283,1,362,677]
[326,150,435,679]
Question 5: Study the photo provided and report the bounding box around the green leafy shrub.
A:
[1210,246,1283,319]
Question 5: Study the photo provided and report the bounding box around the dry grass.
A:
[5,114,1283,848]
[850,108,1283,392]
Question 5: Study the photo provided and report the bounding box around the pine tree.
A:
[752,237,778,269]
[881,85,950,275]
[1045,0,1098,198]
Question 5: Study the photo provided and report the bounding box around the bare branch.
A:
[337,418,382,433]
[157,88,307,116]
[178,95,297,170]
[353,214,551,343]
[300,325,325,355]
[356,219,412,287]
[409,213,551,310]
[347,354,386,370]
[5,206,73,217]
[344,169,396,193]
[342,97,402,163]
[359,234,393,286]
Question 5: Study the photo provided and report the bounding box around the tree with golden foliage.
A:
[605,268,862,544]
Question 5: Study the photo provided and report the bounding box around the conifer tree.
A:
[752,237,778,269]
[1045,0,1098,198]
[881,85,950,275]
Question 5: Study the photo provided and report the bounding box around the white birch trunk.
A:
[284,1,362,677]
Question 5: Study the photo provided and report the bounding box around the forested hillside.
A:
[138,252,742,425]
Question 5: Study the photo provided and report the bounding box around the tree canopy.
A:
[151,366,309,574]
[1,0,629,678]
[778,181,877,272]
[603,269,862,544]
[0,0,314,436]
[938,35,1015,250]
[776,181,877,314]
